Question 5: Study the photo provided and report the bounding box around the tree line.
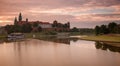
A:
[4,23,42,34]
[95,22,120,35]
[52,20,70,28]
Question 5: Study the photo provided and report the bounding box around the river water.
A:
[0,38,120,66]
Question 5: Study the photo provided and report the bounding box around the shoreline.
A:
[71,35,120,43]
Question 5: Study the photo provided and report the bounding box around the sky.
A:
[0,0,120,28]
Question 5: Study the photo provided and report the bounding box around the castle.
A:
[14,13,70,32]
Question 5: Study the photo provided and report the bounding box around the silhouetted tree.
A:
[13,25,22,32]
[5,25,14,34]
[95,26,100,35]
[4,25,22,34]
[108,22,117,33]
[67,22,70,28]
[52,20,58,27]
[33,22,38,27]
[38,26,42,32]
[63,23,68,28]
[94,22,119,35]
[57,23,62,28]
[114,25,120,34]
[22,23,32,33]
[100,25,109,34]
[71,27,79,32]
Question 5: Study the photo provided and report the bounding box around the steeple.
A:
[18,12,22,21]
[14,17,18,25]
[26,18,28,22]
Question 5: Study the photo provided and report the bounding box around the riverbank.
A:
[74,35,120,43]
[24,32,71,39]
[0,34,7,39]
[0,31,94,39]
[24,32,81,38]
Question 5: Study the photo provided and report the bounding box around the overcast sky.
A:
[0,0,120,28]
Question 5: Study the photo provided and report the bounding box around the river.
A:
[0,38,120,66]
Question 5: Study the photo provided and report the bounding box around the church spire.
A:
[14,17,18,25]
[18,12,22,21]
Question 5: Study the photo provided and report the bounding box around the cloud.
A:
[75,13,120,22]
[0,0,120,28]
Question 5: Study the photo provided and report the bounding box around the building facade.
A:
[14,13,70,32]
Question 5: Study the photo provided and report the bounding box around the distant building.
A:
[38,22,52,28]
[17,20,70,32]
[18,21,52,28]
[14,13,70,32]
[17,21,53,31]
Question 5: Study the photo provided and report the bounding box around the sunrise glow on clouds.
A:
[0,0,120,28]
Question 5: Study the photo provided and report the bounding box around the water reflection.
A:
[0,38,13,44]
[0,37,120,54]
[0,36,78,45]
[0,38,120,66]
[95,41,120,53]
[35,36,79,44]
[0,38,26,44]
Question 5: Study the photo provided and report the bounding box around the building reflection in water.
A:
[0,36,79,45]
[95,41,120,53]
[36,36,79,44]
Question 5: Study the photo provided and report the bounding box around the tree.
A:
[100,25,109,34]
[114,25,120,34]
[33,22,38,27]
[22,23,32,33]
[71,27,79,32]
[67,22,70,28]
[52,20,58,27]
[63,23,68,28]
[5,25,14,34]
[14,17,18,25]
[94,22,119,35]
[18,13,22,21]
[95,26,100,35]
[4,25,22,34]
[57,23,62,28]
[108,22,117,33]
[38,26,42,32]
[13,25,22,32]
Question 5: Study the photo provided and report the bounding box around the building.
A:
[15,13,70,32]
[38,22,52,28]
[17,20,70,32]
[17,20,53,31]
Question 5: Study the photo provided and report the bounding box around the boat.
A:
[7,33,24,39]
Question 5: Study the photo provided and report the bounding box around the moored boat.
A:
[7,33,24,39]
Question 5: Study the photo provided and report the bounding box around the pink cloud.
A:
[0,0,120,27]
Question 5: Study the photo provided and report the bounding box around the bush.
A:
[44,31,57,35]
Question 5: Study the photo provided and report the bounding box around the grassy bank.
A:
[24,32,91,38]
[69,32,94,36]
[78,35,120,43]
[24,32,57,38]
[0,34,7,39]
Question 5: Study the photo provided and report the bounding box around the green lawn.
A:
[24,33,44,38]
[0,34,7,39]
[79,35,120,42]
[24,32,57,38]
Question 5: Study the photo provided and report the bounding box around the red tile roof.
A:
[17,21,51,25]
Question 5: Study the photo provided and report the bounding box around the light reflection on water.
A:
[0,38,120,66]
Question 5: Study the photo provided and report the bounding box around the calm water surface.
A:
[0,38,120,66]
